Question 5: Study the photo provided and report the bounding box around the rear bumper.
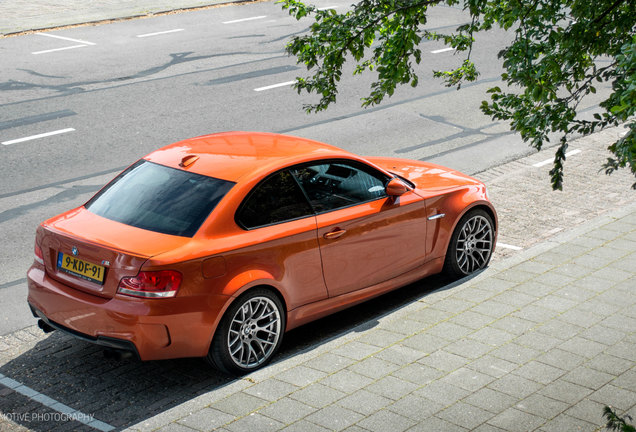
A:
[30,304,140,358]
[27,265,231,361]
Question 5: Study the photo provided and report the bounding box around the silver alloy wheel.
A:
[455,214,493,274]
[227,296,282,369]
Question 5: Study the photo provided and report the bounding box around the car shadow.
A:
[0,272,473,431]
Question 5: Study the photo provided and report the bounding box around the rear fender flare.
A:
[203,270,288,352]
[219,270,288,306]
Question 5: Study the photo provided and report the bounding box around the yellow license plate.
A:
[57,252,106,285]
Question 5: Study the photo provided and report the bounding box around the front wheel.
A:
[444,209,495,278]
[207,288,285,375]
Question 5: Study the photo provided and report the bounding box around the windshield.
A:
[86,160,234,237]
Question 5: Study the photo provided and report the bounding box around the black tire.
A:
[443,208,495,278]
[207,288,285,375]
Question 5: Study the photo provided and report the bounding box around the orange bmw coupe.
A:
[27,132,497,374]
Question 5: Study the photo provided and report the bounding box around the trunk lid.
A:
[38,206,190,298]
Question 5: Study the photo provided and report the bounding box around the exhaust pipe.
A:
[38,319,56,333]
[103,349,133,361]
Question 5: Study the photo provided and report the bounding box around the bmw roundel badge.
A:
[72,246,79,256]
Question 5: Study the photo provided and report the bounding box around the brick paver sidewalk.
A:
[121,203,635,432]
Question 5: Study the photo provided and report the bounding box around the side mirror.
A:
[386,178,408,196]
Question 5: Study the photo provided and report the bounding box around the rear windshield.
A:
[86,160,234,237]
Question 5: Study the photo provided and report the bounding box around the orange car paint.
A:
[27,132,497,361]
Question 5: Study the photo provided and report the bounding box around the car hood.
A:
[366,157,482,192]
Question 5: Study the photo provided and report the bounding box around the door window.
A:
[291,161,389,213]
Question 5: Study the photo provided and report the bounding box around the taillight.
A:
[117,271,182,298]
[34,243,44,265]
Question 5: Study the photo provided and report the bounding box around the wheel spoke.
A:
[229,340,243,356]
[240,344,249,364]
[457,251,468,273]
[259,309,277,321]
[477,248,489,256]
[247,343,259,362]
[252,300,265,318]
[256,327,278,337]
[473,252,482,269]
[256,337,275,346]
[228,332,240,347]
[467,253,476,272]
[475,226,489,237]
[253,339,267,356]
[259,314,279,328]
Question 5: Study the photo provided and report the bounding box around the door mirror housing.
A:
[386,178,408,196]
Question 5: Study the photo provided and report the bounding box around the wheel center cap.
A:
[241,322,254,338]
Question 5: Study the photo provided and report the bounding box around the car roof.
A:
[143,132,354,182]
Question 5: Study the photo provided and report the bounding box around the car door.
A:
[233,170,328,309]
[291,160,428,298]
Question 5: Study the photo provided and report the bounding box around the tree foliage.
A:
[604,406,636,432]
[280,0,636,189]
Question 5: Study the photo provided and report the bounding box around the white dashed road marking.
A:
[32,45,88,55]
[36,33,96,46]
[223,15,267,24]
[2,128,75,145]
[254,80,296,92]
[33,33,95,54]
[533,149,582,167]
[0,373,115,431]
[497,242,523,251]
[136,29,185,38]
[431,47,455,54]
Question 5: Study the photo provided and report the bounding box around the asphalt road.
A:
[0,0,608,335]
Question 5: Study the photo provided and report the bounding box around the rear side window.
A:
[86,160,234,237]
[236,170,313,229]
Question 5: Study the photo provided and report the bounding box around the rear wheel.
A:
[444,209,494,278]
[207,288,285,375]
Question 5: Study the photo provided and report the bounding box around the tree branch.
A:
[592,0,628,24]
[330,0,442,62]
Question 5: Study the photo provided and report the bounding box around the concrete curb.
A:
[0,0,264,36]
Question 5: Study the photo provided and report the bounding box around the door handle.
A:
[323,229,346,240]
